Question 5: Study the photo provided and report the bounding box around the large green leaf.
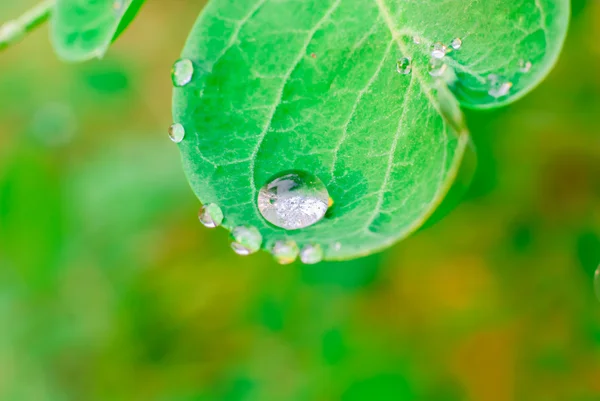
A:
[173,0,569,260]
[50,0,145,61]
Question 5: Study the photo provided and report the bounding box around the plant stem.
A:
[0,0,55,52]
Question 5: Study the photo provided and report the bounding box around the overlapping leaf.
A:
[51,0,145,61]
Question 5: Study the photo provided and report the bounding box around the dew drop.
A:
[332,242,342,251]
[230,226,262,256]
[487,75,513,98]
[257,170,329,230]
[171,59,194,87]
[594,265,600,302]
[396,57,412,75]
[412,36,421,45]
[428,58,447,77]
[431,42,447,59]
[168,123,185,143]
[450,38,462,50]
[519,59,532,73]
[300,244,323,265]
[198,203,223,228]
[271,240,299,265]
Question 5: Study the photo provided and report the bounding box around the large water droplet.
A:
[300,244,323,264]
[450,38,462,50]
[396,57,411,75]
[431,42,447,59]
[171,59,194,87]
[519,59,532,73]
[257,170,329,230]
[230,226,262,255]
[168,123,185,143]
[271,240,299,265]
[487,75,512,98]
[198,203,223,228]
[428,58,447,77]
[595,265,600,302]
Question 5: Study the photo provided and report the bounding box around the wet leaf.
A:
[173,0,569,260]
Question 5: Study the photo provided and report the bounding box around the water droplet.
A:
[595,265,600,302]
[171,59,194,87]
[450,38,462,50]
[396,57,412,75]
[332,242,342,251]
[257,170,329,230]
[300,244,323,264]
[271,240,299,265]
[431,42,447,59]
[487,75,512,98]
[198,203,223,228]
[168,123,185,143]
[230,226,262,256]
[412,36,421,45]
[519,59,532,73]
[428,58,447,77]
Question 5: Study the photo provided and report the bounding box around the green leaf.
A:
[173,0,569,260]
[50,0,145,61]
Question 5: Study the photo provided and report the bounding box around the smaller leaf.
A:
[50,0,145,62]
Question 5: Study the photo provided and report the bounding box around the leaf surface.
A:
[173,0,569,260]
[51,0,145,61]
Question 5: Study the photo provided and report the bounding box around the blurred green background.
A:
[1,1,600,400]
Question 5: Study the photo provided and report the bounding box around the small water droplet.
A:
[168,123,185,143]
[271,240,299,265]
[487,75,512,98]
[519,59,532,73]
[594,265,600,302]
[450,38,462,50]
[171,59,194,87]
[396,57,412,75]
[300,244,323,264]
[332,242,342,251]
[257,170,329,230]
[431,42,447,59]
[428,58,447,77]
[412,36,421,44]
[198,203,223,228]
[230,226,262,256]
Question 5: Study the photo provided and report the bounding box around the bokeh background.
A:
[1,0,600,400]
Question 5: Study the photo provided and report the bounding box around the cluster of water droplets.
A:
[395,35,534,102]
[189,170,332,263]
[167,59,195,143]
[168,55,335,264]
[395,37,463,79]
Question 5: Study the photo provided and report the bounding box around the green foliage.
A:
[50,0,145,61]
[173,0,569,260]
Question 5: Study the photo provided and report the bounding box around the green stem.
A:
[0,0,55,52]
